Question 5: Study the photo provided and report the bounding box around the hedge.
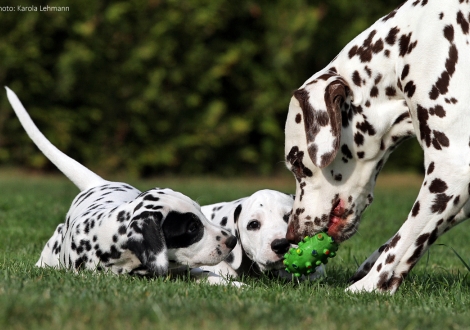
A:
[0,0,421,177]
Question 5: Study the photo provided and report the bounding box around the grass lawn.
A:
[0,170,469,330]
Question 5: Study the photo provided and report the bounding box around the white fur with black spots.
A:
[6,87,242,287]
[284,0,470,293]
[200,190,325,281]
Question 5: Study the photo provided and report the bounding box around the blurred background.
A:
[0,0,423,178]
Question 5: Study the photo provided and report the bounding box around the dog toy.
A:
[283,232,339,277]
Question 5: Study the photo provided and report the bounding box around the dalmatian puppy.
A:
[284,0,470,293]
[6,87,238,285]
[199,190,325,280]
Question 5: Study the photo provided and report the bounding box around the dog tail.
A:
[5,87,108,191]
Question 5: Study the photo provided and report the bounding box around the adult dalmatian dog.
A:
[6,88,238,285]
[199,190,324,279]
[284,0,470,293]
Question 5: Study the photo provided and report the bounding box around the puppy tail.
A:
[5,87,108,191]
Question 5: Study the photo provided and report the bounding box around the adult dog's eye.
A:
[283,212,291,223]
[247,220,260,231]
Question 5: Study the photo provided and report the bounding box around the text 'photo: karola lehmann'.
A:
[1,5,69,12]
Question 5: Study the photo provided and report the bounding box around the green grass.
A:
[0,171,469,330]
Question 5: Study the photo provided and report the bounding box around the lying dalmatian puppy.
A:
[284,0,470,293]
[6,87,239,285]
[200,190,325,280]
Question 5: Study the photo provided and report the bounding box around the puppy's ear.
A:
[218,203,244,271]
[227,237,262,277]
[292,76,347,168]
[224,239,244,274]
[127,211,168,276]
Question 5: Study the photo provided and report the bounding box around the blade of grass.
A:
[436,243,470,272]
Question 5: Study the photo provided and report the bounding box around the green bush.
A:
[0,0,415,176]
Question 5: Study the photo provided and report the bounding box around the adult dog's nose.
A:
[225,235,238,249]
[271,238,290,254]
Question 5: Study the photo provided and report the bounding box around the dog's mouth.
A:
[262,259,285,271]
[287,197,353,244]
[327,199,346,240]
[168,260,199,269]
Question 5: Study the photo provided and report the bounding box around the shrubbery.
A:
[0,0,421,176]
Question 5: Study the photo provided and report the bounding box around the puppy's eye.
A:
[247,220,260,231]
[187,221,199,234]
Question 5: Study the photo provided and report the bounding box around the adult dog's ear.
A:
[292,78,347,168]
[127,211,168,276]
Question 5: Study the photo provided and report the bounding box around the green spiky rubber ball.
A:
[283,232,339,277]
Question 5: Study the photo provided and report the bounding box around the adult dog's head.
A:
[285,69,413,243]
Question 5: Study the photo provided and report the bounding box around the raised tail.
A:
[5,87,108,191]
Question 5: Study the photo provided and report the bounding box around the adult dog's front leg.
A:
[349,239,392,283]
[350,195,470,284]
[347,162,470,293]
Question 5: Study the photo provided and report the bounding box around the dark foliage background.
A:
[0,0,422,177]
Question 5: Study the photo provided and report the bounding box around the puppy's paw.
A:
[206,275,246,288]
[189,268,246,287]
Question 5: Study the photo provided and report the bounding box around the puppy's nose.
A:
[225,235,237,249]
[271,238,290,254]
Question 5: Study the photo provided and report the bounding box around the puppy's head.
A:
[236,190,293,272]
[203,190,294,273]
[126,188,237,275]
